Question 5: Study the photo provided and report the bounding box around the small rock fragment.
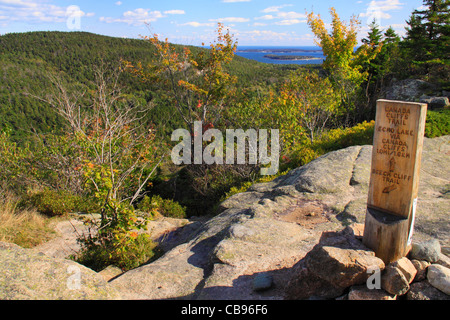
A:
[390,257,417,284]
[427,264,450,295]
[253,273,273,292]
[411,259,430,282]
[348,285,395,300]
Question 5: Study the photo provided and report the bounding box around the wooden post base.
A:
[363,207,411,264]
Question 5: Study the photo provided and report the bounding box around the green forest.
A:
[0,1,449,271]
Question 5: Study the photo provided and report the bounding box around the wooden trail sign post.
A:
[363,99,427,264]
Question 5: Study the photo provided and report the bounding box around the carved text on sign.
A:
[367,100,427,218]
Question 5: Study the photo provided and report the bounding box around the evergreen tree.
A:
[359,24,402,120]
[379,27,401,78]
[384,26,401,44]
[403,0,449,79]
[362,19,384,47]
[360,20,384,79]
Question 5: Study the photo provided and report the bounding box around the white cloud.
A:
[386,23,407,36]
[277,11,307,19]
[275,19,305,26]
[115,1,122,5]
[164,10,185,15]
[370,0,404,11]
[180,21,214,27]
[240,29,289,38]
[0,0,37,8]
[100,8,184,26]
[0,0,62,24]
[100,8,164,26]
[416,5,429,11]
[209,17,250,23]
[261,4,293,13]
[389,23,406,28]
[254,10,306,26]
[0,0,93,25]
[360,0,404,25]
[234,29,295,44]
[360,11,391,19]
[254,14,275,20]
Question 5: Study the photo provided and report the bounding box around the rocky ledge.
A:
[1,136,448,300]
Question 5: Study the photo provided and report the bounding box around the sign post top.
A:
[368,99,427,218]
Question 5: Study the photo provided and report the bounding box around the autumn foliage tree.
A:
[307,8,361,77]
[307,8,381,121]
[125,23,238,135]
[280,69,340,144]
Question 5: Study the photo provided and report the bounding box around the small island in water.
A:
[264,54,322,61]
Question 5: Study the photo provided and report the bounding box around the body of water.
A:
[235,46,325,65]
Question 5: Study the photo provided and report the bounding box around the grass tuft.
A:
[0,190,57,248]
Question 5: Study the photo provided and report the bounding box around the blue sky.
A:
[0,0,426,45]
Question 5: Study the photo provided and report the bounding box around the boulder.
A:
[0,242,121,300]
[385,79,436,101]
[305,243,385,288]
[427,264,450,295]
[285,230,385,299]
[410,239,441,263]
[390,257,417,284]
[381,263,410,296]
[380,257,419,296]
[381,257,417,296]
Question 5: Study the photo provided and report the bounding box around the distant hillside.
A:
[0,32,152,140]
[0,31,301,142]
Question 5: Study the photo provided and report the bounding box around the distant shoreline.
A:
[263,54,322,61]
[235,46,325,65]
[237,48,323,54]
